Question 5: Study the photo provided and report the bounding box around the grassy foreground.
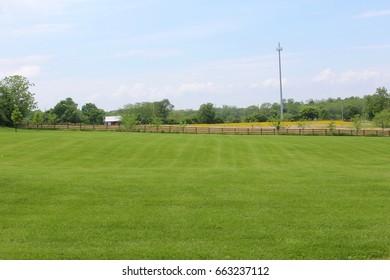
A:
[0,128,389,260]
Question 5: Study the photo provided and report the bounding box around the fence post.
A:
[195,127,197,134]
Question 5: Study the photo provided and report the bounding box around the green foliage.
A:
[150,116,162,128]
[45,111,58,125]
[121,113,138,131]
[154,99,174,123]
[10,105,23,132]
[268,115,283,132]
[81,103,105,124]
[197,103,216,124]
[33,110,44,128]
[0,75,37,126]
[373,109,390,128]
[0,131,389,259]
[299,106,319,120]
[53,97,82,123]
[365,87,390,120]
[120,99,173,125]
[327,120,336,134]
[351,114,363,132]
[296,118,309,129]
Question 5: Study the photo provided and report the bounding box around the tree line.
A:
[1,75,390,129]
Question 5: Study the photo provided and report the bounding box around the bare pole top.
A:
[276,42,283,52]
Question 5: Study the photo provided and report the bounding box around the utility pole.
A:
[276,42,283,120]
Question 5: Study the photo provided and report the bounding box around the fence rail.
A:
[21,122,390,137]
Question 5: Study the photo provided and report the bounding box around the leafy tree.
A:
[268,115,283,133]
[198,103,216,124]
[284,99,302,120]
[318,107,331,120]
[297,118,309,130]
[365,87,390,120]
[53,97,82,123]
[327,121,336,135]
[154,99,174,123]
[299,106,319,120]
[151,116,162,128]
[11,105,23,132]
[373,109,390,128]
[81,103,105,124]
[45,110,58,125]
[33,110,44,128]
[0,75,37,126]
[121,113,138,131]
[351,114,362,133]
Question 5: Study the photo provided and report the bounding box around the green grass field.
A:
[0,128,389,260]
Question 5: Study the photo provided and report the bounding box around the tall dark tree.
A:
[154,99,174,123]
[198,103,216,124]
[81,103,105,124]
[53,97,82,123]
[299,106,319,120]
[0,75,37,126]
[365,87,390,119]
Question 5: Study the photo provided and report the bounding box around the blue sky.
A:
[1,0,390,110]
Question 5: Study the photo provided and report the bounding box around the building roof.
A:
[104,116,122,122]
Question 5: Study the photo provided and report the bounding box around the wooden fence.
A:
[22,122,390,137]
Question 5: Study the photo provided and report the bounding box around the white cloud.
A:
[0,55,51,78]
[312,68,382,84]
[312,68,336,82]
[355,10,390,18]
[338,70,380,83]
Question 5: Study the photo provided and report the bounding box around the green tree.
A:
[33,110,44,128]
[154,99,174,124]
[299,106,319,120]
[327,121,336,135]
[365,87,390,120]
[11,105,23,132]
[53,97,82,123]
[0,75,37,126]
[373,109,390,128]
[197,103,216,124]
[81,103,105,124]
[121,113,138,131]
[45,110,58,125]
[351,114,362,133]
[268,115,283,133]
[151,116,162,128]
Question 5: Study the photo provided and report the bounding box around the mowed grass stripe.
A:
[0,129,389,259]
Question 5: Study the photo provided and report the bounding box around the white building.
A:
[104,116,122,126]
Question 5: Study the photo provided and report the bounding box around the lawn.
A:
[0,128,389,259]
